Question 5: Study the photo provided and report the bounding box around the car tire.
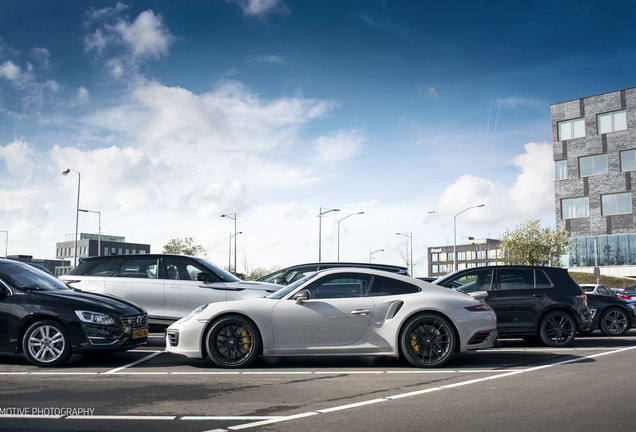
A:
[599,308,631,336]
[205,315,260,368]
[539,311,576,347]
[400,314,455,368]
[22,320,72,367]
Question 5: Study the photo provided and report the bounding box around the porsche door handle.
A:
[351,309,372,315]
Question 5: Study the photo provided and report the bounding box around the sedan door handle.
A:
[351,309,372,315]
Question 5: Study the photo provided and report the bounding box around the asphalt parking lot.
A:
[1,332,635,432]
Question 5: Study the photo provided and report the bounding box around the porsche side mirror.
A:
[294,289,310,304]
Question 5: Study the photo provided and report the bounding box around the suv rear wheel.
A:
[539,311,576,347]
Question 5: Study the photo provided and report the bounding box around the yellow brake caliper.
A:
[240,328,251,351]
[410,333,420,353]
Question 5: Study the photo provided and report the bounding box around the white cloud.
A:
[228,0,289,18]
[312,130,364,162]
[0,139,35,175]
[84,7,175,78]
[432,142,555,227]
[0,60,22,81]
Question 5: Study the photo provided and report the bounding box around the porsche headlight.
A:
[75,310,115,325]
[180,304,209,324]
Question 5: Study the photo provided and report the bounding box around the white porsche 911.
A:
[166,268,497,368]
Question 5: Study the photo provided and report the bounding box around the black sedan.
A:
[0,259,148,367]
[584,291,635,336]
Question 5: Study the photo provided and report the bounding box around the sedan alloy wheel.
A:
[22,320,72,367]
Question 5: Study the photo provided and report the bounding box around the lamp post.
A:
[0,229,7,258]
[396,232,413,276]
[337,211,364,262]
[61,168,80,268]
[221,213,237,273]
[228,231,243,273]
[369,248,384,262]
[318,207,340,262]
[452,204,485,270]
[78,209,101,256]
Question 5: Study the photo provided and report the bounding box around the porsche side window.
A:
[307,275,372,299]
[370,276,420,296]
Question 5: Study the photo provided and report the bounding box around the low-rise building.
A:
[428,237,502,277]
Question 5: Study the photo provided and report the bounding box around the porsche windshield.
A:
[268,272,318,299]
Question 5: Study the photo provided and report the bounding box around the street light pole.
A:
[221,213,237,273]
[396,232,413,276]
[78,209,101,256]
[318,207,340,262]
[62,168,81,268]
[452,204,485,270]
[228,231,243,273]
[337,211,364,262]
[369,248,384,262]
[0,229,7,258]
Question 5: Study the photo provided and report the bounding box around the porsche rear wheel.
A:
[400,314,455,368]
[205,315,260,368]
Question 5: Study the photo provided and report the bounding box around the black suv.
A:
[434,266,591,346]
[258,262,409,286]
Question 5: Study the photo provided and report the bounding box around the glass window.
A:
[555,160,567,180]
[432,265,438,273]
[118,258,159,279]
[601,192,632,216]
[369,276,420,296]
[558,118,585,140]
[597,110,627,134]
[457,251,466,261]
[163,256,210,281]
[579,154,608,177]
[562,197,589,219]
[438,269,493,293]
[535,270,553,289]
[431,253,439,262]
[439,252,447,262]
[620,149,636,172]
[477,250,486,260]
[498,268,534,290]
[306,274,373,299]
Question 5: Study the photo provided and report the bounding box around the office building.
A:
[428,237,502,277]
[552,87,636,276]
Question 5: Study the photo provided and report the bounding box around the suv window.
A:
[117,258,159,279]
[498,269,534,290]
[82,258,122,276]
[370,275,420,296]
[163,256,209,281]
[442,269,493,293]
[535,270,553,289]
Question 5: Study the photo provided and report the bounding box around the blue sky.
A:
[1,0,636,275]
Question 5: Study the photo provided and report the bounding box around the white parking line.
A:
[1,345,634,429]
[102,351,163,374]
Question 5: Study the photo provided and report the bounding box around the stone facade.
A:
[552,87,636,236]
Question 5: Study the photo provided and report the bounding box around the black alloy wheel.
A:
[539,311,576,347]
[22,320,72,367]
[205,315,260,368]
[600,308,631,336]
[400,314,455,367]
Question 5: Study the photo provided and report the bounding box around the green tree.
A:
[500,220,569,266]
[162,237,207,256]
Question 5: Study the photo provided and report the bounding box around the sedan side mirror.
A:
[293,289,310,304]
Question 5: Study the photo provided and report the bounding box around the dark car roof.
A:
[258,262,409,282]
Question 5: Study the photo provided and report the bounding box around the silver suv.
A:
[60,254,281,326]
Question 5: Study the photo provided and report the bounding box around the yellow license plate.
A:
[133,328,148,339]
